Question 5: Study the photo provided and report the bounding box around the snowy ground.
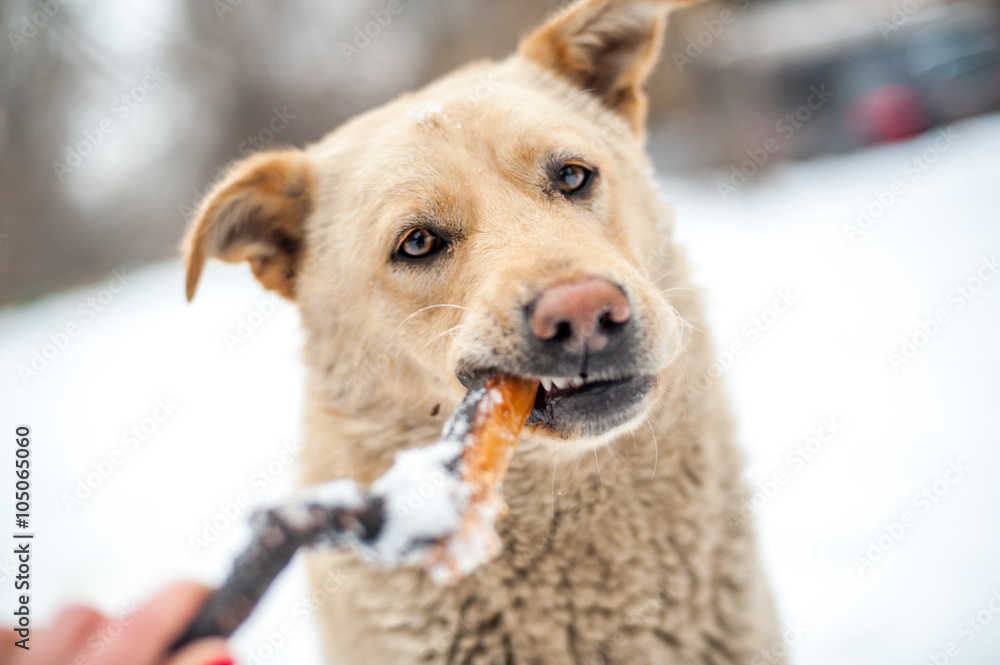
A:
[3,113,999,664]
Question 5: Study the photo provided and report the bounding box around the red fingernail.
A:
[204,659,234,665]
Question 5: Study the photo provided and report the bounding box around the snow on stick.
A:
[171,374,538,650]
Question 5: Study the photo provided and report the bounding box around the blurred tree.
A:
[0,0,103,302]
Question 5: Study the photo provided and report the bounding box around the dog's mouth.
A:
[459,370,656,439]
[526,373,656,437]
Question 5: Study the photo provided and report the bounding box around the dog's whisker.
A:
[593,447,604,486]
[566,447,586,488]
[391,304,469,339]
[649,266,685,288]
[555,87,598,111]
[665,305,705,337]
[658,385,688,425]
[427,323,466,345]
[342,185,420,199]
[550,447,560,512]
[645,417,659,481]
[657,285,702,297]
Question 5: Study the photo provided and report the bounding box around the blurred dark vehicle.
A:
[665,0,1000,166]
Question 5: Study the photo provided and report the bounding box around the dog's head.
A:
[184,0,698,449]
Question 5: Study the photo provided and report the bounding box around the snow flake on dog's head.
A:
[409,103,444,126]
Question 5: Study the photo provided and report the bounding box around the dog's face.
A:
[184,0,696,449]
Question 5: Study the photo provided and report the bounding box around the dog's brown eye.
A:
[396,227,443,260]
[557,163,594,195]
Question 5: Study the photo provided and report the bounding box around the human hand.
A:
[3,582,232,665]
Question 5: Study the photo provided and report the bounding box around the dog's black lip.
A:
[525,374,653,429]
[525,376,623,424]
[456,367,499,391]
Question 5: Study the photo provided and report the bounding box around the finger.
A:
[95,582,213,665]
[1,630,26,664]
[18,605,105,665]
[160,637,232,665]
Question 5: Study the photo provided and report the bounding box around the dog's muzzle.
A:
[457,276,657,439]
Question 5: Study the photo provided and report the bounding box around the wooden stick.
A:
[171,375,537,651]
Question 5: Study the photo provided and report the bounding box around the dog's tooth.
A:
[570,376,585,388]
[551,377,570,390]
[540,377,553,392]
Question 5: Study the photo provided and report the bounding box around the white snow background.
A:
[2,113,999,664]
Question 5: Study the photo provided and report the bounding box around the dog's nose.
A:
[528,277,631,354]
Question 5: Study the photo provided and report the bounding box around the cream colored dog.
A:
[183,0,782,662]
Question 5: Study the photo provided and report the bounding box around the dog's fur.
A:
[183,1,781,662]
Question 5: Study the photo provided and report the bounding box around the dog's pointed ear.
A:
[183,149,315,302]
[518,0,697,131]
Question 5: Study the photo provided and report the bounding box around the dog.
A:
[183,0,782,662]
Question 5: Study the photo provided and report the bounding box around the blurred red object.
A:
[846,83,929,146]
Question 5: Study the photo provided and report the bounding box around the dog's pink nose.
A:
[529,277,631,354]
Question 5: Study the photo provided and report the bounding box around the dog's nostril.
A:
[552,321,573,343]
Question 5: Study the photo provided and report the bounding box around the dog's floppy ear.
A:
[518,0,697,131]
[183,149,314,302]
